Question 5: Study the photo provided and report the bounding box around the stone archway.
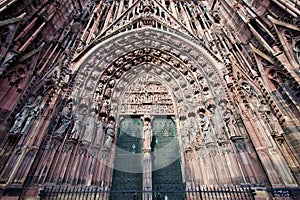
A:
[73,27,228,147]
[71,27,236,191]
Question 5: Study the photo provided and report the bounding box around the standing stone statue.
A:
[9,96,42,135]
[223,108,238,138]
[143,120,152,150]
[81,110,96,144]
[199,110,213,143]
[70,106,87,140]
[103,120,115,149]
[53,102,73,137]
[94,120,105,147]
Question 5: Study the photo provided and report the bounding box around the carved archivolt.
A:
[73,29,225,110]
[71,28,231,149]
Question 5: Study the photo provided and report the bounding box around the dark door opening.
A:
[111,117,184,199]
[111,117,143,199]
[152,117,184,199]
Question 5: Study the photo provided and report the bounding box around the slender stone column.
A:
[141,115,153,200]
[143,150,152,200]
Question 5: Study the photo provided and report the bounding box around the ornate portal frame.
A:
[72,27,229,188]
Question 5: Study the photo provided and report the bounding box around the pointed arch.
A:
[73,27,226,113]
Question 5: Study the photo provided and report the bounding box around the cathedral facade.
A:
[0,0,300,199]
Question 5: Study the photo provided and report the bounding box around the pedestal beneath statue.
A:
[142,115,153,200]
[143,150,152,200]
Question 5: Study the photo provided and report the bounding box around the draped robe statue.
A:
[9,96,42,135]
[53,102,73,137]
[143,120,152,150]
[103,120,115,149]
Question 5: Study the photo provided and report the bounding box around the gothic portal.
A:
[0,0,300,199]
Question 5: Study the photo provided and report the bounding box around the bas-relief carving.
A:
[93,61,216,134]
[120,74,175,115]
[105,64,206,148]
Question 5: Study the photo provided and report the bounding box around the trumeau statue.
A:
[143,120,152,150]
[9,96,42,135]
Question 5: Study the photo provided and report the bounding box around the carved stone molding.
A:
[72,29,227,123]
